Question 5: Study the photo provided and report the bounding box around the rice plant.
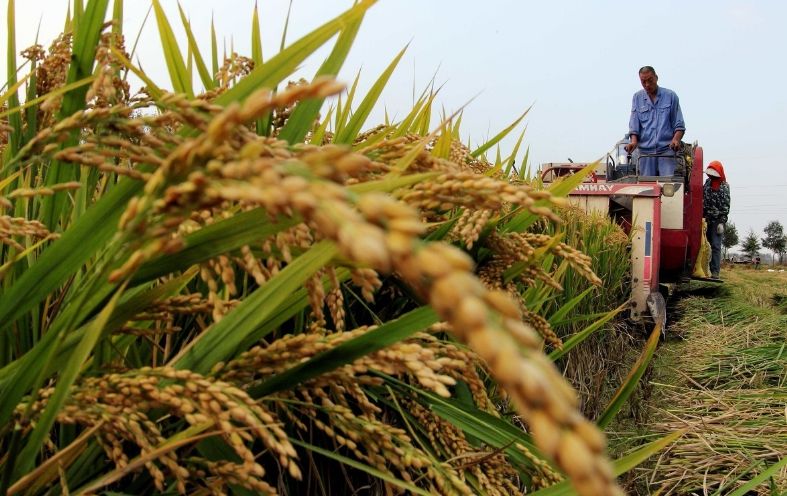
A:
[0,1,662,495]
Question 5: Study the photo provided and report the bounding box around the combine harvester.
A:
[540,138,717,327]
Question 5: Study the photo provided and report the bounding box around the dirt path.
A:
[629,268,787,495]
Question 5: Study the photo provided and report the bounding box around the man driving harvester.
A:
[625,66,686,176]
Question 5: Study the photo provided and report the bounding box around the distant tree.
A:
[742,230,761,259]
[762,221,787,265]
[773,235,787,265]
[722,222,739,259]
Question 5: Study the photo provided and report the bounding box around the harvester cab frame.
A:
[540,136,709,324]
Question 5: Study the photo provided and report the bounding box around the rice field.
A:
[2,1,781,496]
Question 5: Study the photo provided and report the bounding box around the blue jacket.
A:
[629,87,685,153]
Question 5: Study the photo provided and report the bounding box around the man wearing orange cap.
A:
[703,160,730,279]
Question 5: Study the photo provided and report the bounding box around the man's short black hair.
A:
[639,66,657,75]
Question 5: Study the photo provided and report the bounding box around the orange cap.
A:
[706,160,726,181]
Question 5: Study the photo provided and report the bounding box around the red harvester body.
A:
[540,140,706,322]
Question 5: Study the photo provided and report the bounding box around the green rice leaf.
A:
[0,269,196,411]
[5,0,21,155]
[384,375,550,474]
[0,76,95,123]
[333,44,408,144]
[346,171,439,195]
[451,111,463,139]
[393,94,427,137]
[210,14,218,77]
[126,4,151,64]
[290,438,432,496]
[547,162,596,197]
[350,122,391,151]
[13,284,125,479]
[727,456,787,496]
[104,269,197,337]
[503,162,595,233]
[0,315,61,432]
[490,145,503,175]
[152,0,193,97]
[278,0,293,51]
[519,144,531,179]
[171,240,338,373]
[60,0,111,117]
[277,14,364,144]
[389,134,430,171]
[333,69,359,136]
[412,90,435,135]
[64,2,72,32]
[248,3,268,135]
[394,74,441,138]
[187,26,195,83]
[73,0,84,27]
[712,463,771,496]
[0,73,29,112]
[530,430,685,495]
[548,302,626,362]
[614,430,685,475]
[0,236,47,278]
[233,268,351,354]
[176,2,214,91]
[471,107,530,158]
[132,210,301,284]
[109,46,163,99]
[309,104,334,144]
[250,306,439,397]
[8,424,100,495]
[597,321,661,428]
[0,179,135,336]
[251,2,263,66]
[432,119,453,159]
[0,171,20,191]
[503,127,527,177]
[111,0,123,36]
[215,0,377,108]
[39,0,110,228]
[547,287,593,326]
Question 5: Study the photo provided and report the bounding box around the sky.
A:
[2,0,786,249]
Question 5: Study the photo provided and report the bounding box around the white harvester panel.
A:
[631,196,660,320]
[565,181,663,322]
[568,196,609,215]
[659,183,684,230]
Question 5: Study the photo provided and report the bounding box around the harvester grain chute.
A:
[541,137,718,324]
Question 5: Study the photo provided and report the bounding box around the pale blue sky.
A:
[3,0,786,247]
